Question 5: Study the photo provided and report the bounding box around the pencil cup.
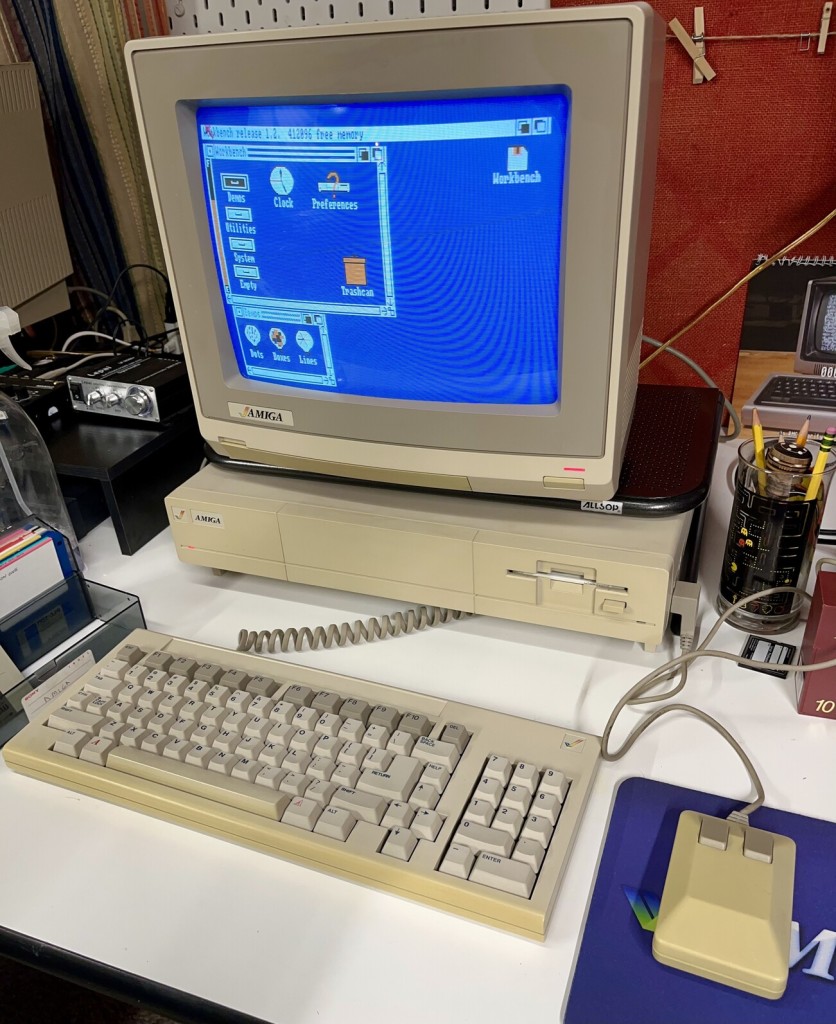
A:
[717,438,836,633]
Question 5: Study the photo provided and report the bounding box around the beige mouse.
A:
[652,810,796,999]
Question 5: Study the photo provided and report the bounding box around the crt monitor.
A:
[794,276,836,375]
[126,4,664,502]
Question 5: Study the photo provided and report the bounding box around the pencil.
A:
[795,415,812,449]
[804,426,836,501]
[752,409,767,494]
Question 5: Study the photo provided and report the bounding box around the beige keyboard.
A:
[2,629,600,940]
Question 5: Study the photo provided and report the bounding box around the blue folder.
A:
[565,777,836,1024]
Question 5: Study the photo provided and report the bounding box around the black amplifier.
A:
[0,375,69,429]
[67,355,191,423]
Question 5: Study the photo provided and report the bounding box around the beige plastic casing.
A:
[166,465,693,651]
[652,811,796,999]
[3,628,601,941]
[125,5,665,502]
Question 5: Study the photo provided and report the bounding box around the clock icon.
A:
[270,166,294,195]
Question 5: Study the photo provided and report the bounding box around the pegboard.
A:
[165,0,548,35]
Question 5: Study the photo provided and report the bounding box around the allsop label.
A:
[228,403,294,426]
[580,501,623,515]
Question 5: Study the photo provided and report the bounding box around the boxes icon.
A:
[343,257,367,286]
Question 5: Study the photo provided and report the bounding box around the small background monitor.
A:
[795,276,836,374]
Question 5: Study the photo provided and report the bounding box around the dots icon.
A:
[244,324,261,344]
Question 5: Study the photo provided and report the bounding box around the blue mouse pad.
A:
[565,777,836,1024]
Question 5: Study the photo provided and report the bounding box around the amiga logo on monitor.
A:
[127,5,664,501]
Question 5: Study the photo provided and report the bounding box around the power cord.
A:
[641,336,741,441]
[237,605,473,654]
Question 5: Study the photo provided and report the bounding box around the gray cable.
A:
[601,584,818,817]
[642,335,741,441]
[238,605,473,654]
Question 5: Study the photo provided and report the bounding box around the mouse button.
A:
[743,828,774,863]
[697,815,729,851]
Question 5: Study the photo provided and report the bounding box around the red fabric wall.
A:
[551,0,836,398]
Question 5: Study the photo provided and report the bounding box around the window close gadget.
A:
[126,5,664,502]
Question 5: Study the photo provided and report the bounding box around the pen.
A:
[751,409,766,494]
[804,426,836,501]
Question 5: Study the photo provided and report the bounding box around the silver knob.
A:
[104,392,121,408]
[124,388,151,416]
[86,390,104,406]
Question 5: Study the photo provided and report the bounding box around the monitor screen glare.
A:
[196,92,570,405]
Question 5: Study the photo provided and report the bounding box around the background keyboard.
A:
[744,373,836,434]
[2,629,600,940]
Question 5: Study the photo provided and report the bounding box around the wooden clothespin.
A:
[669,15,716,82]
[818,2,833,54]
[692,7,707,84]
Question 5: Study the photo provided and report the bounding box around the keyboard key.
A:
[520,815,553,848]
[283,684,313,708]
[308,755,336,781]
[99,720,128,743]
[470,852,535,898]
[282,750,311,774]
[220,669,250,691]
[410,783,439,810]
[48,707,103,735]
[66,691,94,711]
[115,644,144,666]
[235,737,265,760]
[357,755,423,802]
[362,724,390,749]
[311,690,343,714]
[398,712,431,738]
[337,742,368,768]
[279,772,310,797]
[368,704,401,731]
[509,762,539,794]
[440,843,476,879]
[124,665,151,687]
[141,732,170,755]
[169,657,196,679]
[137,688,164,712]
[413,736,460,771]
[387,730,415,756]
[381,801,415,829]
[206,684,232,708]
[453,821,513,858]
[194,663,223,685]
[539,769,569,802]
[330,786,387,825]
[463,799,494,827]
[143,669,170,691]
[338,719,365,743]
[474,777,503,808]
[419,763,450,794]
[493,806,524,839]
[119,726,147,749]
[411,808,443,841]
[484,755,512,786]
[226,690,253,714]
[314,807,356,841]
[247,675,279,697]
[502,784,533,817]
[208,751,240,776]
[382,827,417,861]
[231,758,261,783]
[109,747,289,819]
[440,723,470,753]
[80,736,115,765]
[184,679,211,702]
[143,651,173,672]
[363,748,393,773]
[283,797,321,831]
[268,701,296,726]
[255,766,286,789]
[304,780,336,806]
[259,743,288,768]
[531,791,562,825]
[247,696,275,719]
[293,707,319,731]
[163,738,193,762]
[340,698,370,724]
[512,838,546,873]
[51,729,89,757]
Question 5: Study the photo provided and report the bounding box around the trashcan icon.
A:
[343,257,367,286]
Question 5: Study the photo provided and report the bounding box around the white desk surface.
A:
[2,442,835,1023]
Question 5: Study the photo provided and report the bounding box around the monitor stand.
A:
[165,387,720,650]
